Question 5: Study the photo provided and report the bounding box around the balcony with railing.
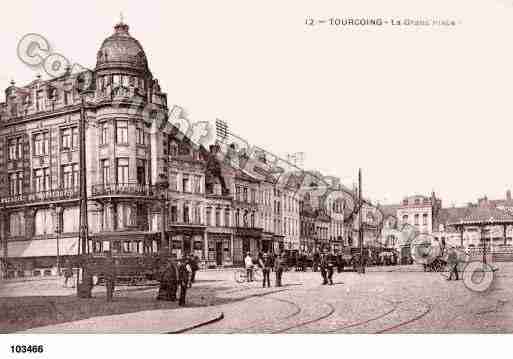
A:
[91,183,158,198]
[1,187,80,206]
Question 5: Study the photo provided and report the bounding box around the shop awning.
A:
[7,237,79,258]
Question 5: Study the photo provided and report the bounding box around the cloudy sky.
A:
[1,0,512,206]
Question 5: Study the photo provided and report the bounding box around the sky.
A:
[1,0,513,207]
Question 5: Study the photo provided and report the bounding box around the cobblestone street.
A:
[186,263,513,333]
[4,263,511,333]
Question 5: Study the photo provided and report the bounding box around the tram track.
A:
[271,302,336,333]
[222,295,304,334]
[375,300,432,333]
[325,299,400,333]
[181,275,435,334]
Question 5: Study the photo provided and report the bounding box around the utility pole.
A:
[358,168,365,273]
[77,93,91,297]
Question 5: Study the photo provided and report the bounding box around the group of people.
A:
[319,253,336,285]
[157,254,199,306]
[245,252,286,288]
[244,251,339,287]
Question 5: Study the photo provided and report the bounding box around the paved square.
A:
[2,263,512,333]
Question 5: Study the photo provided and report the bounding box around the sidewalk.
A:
[20,306,224,334]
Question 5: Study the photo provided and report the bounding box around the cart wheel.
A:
[234,269,246,283]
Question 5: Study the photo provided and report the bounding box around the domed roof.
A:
[96,22,149,73]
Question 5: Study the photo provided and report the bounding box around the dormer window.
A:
[36,91,44,111]
[64,91,72,105]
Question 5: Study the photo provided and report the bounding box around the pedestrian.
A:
[259,252,272,288]
[274,253,285,287]
[320,254,328,285]
[168,258,178,301]
[189,254,199,285]
[313,252,320,272]
[63,262,73,288]
[157,258,177,301]
[105,256,117,302]
[447,247,459,281]
[244,252,254,282]
[177,258,189,306]
[326,253,335,285]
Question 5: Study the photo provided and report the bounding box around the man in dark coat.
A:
[188,255,199,288]
[326,253,335,285]
[259,252,272,288]
[157,259,177,301]
[320,254,328,285]
[177,258,189,306]
[447,247,459,281]
[274,253,285,287]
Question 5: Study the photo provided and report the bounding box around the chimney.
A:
[507,190,511,201]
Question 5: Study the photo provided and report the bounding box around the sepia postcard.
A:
[0,0,511,357]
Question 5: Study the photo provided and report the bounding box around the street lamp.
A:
[76,71,94,297]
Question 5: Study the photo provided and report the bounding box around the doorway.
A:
[216,241,223,266]
[183,237,191,256]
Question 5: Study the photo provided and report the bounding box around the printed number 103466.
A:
[10,345,44,354]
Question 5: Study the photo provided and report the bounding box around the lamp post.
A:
[76,73,94,297]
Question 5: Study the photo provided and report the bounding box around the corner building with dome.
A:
[0,22,282,278]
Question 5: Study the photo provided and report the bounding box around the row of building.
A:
[0,21,358,278]
[3,21,509,279]
[379,191,513,261]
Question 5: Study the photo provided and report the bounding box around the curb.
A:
[167,311,224,334]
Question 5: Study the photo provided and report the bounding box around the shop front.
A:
[206,232,233,268]
[233,227,263,265]
[167,224,206,260]
[5,235,79,278]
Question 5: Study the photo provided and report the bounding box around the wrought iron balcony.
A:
[91,183,157,198]
[1,187,80,205]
